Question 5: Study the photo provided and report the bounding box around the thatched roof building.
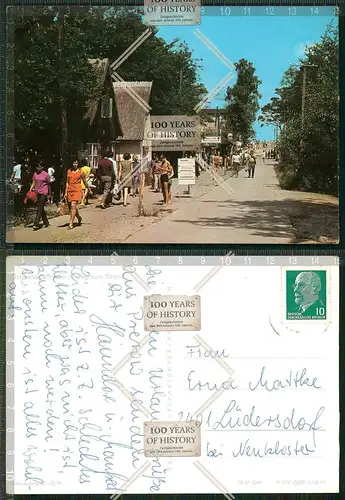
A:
[80,58,153,160]
[112,81,152,141]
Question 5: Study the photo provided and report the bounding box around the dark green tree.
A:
[224,59,262,144]
[258,24,338,194]
[13,7,206,157]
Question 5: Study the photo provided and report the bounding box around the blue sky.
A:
[157,8,336,140]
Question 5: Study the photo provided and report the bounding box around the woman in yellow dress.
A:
[80,158,91,206]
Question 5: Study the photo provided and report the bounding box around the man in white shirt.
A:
[11,162,21,180]
[107,151,118,179]
[10,162,21,193]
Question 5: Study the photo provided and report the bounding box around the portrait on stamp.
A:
[286,270,327,320]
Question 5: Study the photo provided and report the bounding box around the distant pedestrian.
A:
[131,155,140,196]
[153,157,161,192]
[262,151,265,162]
[47,165,56,203]
[213,152,220,170]
[64,158,86,230]
[226,154,232,170]
[10,161,22,194]
[232,151,241,177]
[195,158,200,179]
[97,152,115,209]
[118,153,132,207]
[247,152,256,178]
[31,161,51,231]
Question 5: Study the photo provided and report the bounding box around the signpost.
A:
[178,158,195,196]
[144,115,200,151]
[144,0,201,26]
[201,136,221,144]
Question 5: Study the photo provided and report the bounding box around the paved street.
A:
[8,158,338,244]
[128,158,295,244]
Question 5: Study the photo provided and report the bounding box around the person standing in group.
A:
[118,153,132,207]
[80,158,91,206]
[244,150,250,166]
[159,154,174,206]
[107,151,119,203]
[47,164,55,203]
[149,154,157,189]
[10,160,22,194]
[21,160,35,227]
[213,152,220,171]
[247,151,257,178]
[64,158,87,230]
[231,151,241,177]
[108,151,118,180]
[262,150,265,163]
[153,156,161,192]
[226,153,232,170]
[97,152,115,209]
[30,161,51,231]
[209,152,214,167]
[131,155,140,197]
[21,160,33,198]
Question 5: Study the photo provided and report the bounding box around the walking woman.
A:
[159,154,174,205]
[31,161,51,230]
[118,153,132,206]
[64,158,87,230]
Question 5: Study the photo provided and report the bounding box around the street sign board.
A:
[144,115,201,151]
[201,136,221,144]
[144,0,201,26]
[178,158,196,185]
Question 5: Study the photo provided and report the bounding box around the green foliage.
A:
[259,24,338,195]
[13,7,206,156]
[224,59,262,144]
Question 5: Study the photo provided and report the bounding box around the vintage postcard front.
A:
[6,5,339,246]
[6,257,339,494]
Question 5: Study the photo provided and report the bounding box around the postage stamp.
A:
[284,269,327,320]
[144,421,201,457]
[143,295,201,331]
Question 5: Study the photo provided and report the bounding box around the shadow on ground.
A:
[172,197,339,242]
